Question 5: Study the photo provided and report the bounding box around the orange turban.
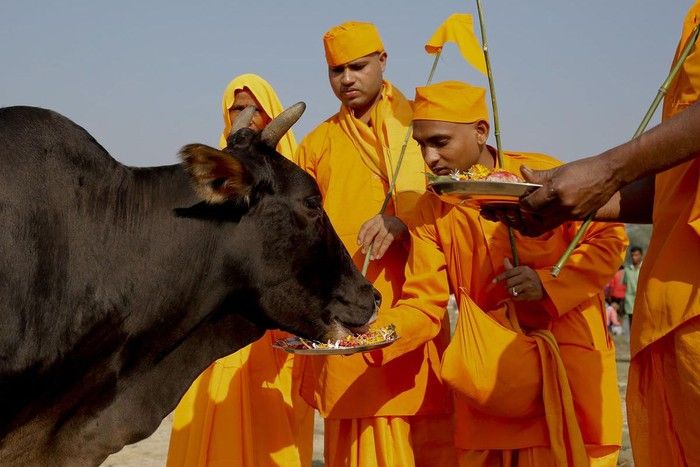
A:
[413,80,489,123]
[323,21,384,67]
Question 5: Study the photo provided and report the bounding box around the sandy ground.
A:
[614,332,634,467]
[101,333,634,467]
[100,412,326,467]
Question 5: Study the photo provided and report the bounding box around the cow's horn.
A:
[230,106,257,135]
[260,102,306,148]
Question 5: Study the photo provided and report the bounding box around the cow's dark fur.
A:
[0,106,376,466]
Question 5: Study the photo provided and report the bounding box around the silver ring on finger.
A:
[511,287,518,297]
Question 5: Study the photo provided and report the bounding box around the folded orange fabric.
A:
[442,290,588,467]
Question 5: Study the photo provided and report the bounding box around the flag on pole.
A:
[425,13,487,75]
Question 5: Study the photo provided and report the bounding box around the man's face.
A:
[631,250,643,265]
[228,89,271,132]
[328,52,386,112]
[412,119,488,175]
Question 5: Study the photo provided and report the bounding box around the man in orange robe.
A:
[294,21,456,467]
[499,3,700,465]
[167,74,313,467]
[371,81,627,466]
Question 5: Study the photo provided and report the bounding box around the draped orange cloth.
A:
[167,331,313,467]
[627,3,700,465]
[373,151,626,466]
[324,414,456,467]
[294,80,455,466]
[167,75,313,467]
[217,73,297,157]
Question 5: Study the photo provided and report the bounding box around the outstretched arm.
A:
[481,175,654,237]
[518,100,700,223]
[365,207,450,366]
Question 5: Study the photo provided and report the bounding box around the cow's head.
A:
[179,103,379,342]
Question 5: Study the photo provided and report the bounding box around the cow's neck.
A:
[76,162,253,375]
[0,161,264,465]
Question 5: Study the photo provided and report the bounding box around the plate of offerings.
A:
[427,164,541,207]
[273,325,399,356]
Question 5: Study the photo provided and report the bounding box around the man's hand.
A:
[357,215,408,260]
[480,204,560,237]
[481,156,623,236]
[518,156,623,225]
[493,258,544,302]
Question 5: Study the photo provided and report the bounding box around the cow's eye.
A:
[303,196,322,211]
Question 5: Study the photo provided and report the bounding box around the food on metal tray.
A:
[447,164,523,183]
[286,324,398,350]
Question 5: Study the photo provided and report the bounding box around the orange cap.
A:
[323,21,384,66]
[413,80,489,123]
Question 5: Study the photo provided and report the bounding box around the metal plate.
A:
[428,180,542,207]
[273,336,399,356]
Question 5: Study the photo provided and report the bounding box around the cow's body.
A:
[0,106,376,465]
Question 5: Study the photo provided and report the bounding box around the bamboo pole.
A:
[475,0,520,266]
[361,51,442,276]
[550,23,700,277]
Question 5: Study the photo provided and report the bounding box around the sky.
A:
[1,1,693,167]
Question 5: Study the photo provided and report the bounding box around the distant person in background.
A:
[623,246,643,330]
[607,301,623,336]
[167,73,313,467]
[606,265,626,317]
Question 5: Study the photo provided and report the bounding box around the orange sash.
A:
[336,81,426,217]
[441,289,588,467]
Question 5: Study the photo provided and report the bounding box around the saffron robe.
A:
[627,3,700,465]
[167,74,313,467]
[294,80,455,466]
[374,151,626,466]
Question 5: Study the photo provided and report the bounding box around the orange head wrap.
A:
[413,80,489,123]
[323,21,384,67]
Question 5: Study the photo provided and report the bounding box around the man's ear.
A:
[378,51,388,73]
[475,119,490,145]
[180,144,252,204]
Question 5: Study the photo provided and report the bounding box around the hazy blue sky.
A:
[1,1,692,166]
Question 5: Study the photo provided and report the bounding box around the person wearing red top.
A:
[606,266,626,313]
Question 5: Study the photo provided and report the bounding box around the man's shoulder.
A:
[416,190,440,209]
[505,151,562,171]
[299,113,343,144]
[403,191,442,230]
[413,190,466,223]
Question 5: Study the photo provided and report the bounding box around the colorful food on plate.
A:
[277,324,398,351]
[448,164,523,183]
[484,170,522,183]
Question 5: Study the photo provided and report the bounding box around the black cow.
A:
[0,104,377,466]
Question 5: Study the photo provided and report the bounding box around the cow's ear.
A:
[179,144,252,204]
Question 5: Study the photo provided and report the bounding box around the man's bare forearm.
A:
[607,101,700,186]
[595,176,655,223]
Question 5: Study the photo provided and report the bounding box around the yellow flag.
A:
[425,13,487,75]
